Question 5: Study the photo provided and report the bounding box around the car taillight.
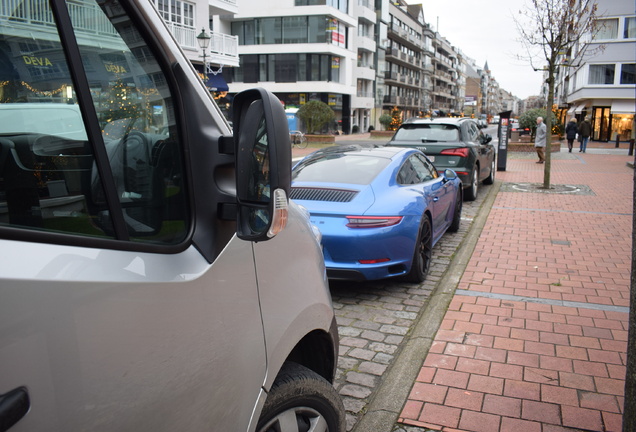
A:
[346,216,403,228]
[440,148,470,157]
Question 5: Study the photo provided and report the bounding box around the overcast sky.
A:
[407,0,545,100]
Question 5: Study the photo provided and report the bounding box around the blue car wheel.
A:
[405,215,432,283]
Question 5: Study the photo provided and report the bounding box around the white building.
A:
[224,0,358,133]
[560,0,635,142]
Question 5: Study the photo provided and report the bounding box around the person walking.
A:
[565,118,578,152]
[578,116,592,152]
[534,116,547,163]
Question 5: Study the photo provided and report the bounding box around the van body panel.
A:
[0,239,267,431]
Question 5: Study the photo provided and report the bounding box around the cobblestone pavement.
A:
[329,180,495,430]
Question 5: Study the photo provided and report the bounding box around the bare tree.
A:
[514,0,600,189]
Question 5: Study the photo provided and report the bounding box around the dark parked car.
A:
[386,117,496,200]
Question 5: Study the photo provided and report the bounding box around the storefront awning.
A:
[193,64,229,92]
[574,104,589,114]
[566,105,576,115]
[611,100,635,114]
[204,73,229,92]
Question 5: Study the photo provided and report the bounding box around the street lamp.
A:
[196,28,211,80]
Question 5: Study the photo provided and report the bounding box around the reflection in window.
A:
[0,0,188,244]
[594,18,618,40]
[620,64,635,84]
[624,17,635,39]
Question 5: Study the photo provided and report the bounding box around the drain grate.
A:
[551,239,571,246]
[500,182,595,195]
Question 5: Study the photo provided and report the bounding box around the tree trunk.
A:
[543,65,555,189]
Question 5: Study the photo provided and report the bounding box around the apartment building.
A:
[559,0,635,142]
[154,0,239,95]
[382,1,426,120]
[223,0,358,133]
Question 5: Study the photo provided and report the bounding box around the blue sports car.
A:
[291,145,463,282]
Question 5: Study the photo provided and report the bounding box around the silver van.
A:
[0,1,344,431]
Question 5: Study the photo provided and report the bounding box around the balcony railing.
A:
[2,0,117,36]
[166,22,197,49]
[210,31,239,58]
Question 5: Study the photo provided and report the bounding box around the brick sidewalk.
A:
[398,152,633,431]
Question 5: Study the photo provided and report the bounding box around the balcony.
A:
[209,0,238,15]
[209,31,239,66]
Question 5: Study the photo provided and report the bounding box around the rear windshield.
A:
[293,154,390,185]
[393,124,459,142]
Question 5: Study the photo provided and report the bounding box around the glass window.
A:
[283,17,307,44]
[331,57,340,83]
[242,55,258,82]
[594,18,619,39]
[0,0,188,244]
[298,54,307,81]
[257,18,281,45]
[259,55,269,81]
[244,20,255,45]
[293,155,389,185]
[620,64,635,84]
[624,17,636,38]
[308,16,328,43]
[589,64,615,84]
[275,54,297,83]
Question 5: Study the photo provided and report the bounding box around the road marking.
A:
[455,289,629,314]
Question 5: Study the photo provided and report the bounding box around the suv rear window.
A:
[393,124,460,142]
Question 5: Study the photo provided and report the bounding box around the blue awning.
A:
[205,73,229,92]
[193,64,229,92]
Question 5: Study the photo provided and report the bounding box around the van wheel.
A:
[465,166,479,201]
[448,189,463,233]
[257,362,345,432]
[405,216,432,283]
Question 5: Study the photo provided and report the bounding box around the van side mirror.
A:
[232,88,291,241]
[482,134,493,145]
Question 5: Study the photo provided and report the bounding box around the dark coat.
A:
[578,120,592,138]
[565,121,578,140]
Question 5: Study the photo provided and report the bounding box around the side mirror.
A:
[482,134,493,145]
[443,169,457,181]
[232,88,291,241]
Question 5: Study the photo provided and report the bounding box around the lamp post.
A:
[196,28,211,80]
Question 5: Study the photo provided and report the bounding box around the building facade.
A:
[559,0,635,142]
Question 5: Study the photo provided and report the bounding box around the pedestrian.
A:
[565,117,578,153]
[578,116,592,152]
[534,116,547,164]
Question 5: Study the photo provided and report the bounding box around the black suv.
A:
[387,117,495,200]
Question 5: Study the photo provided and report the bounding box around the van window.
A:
[0,0,188,245]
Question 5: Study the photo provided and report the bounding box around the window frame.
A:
[0,0,192,253]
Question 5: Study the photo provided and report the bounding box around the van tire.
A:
[256,362,345,432]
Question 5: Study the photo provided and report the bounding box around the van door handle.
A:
[0,387,30,432]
